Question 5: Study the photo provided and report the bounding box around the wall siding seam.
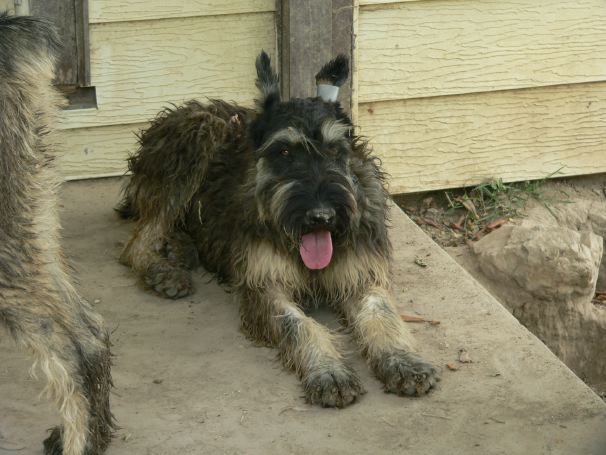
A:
[358,80,606,108]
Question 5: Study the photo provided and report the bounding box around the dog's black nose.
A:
[306,208,336,227]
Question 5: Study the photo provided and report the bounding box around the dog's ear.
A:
[315,54,349,87]
[315,55,349,102]
[255,50,280,112]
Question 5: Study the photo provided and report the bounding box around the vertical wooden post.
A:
[278,0,354,112]
[74,0,91,87]
[331,0,354,113]
[29,0,91,87]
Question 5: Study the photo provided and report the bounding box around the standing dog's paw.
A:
[303,366,366,408]
[144,263,193,299]
[373,351,440,396]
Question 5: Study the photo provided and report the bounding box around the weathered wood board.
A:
[58,123,146,180]
[55,0,606,190]
[361,0,426,4]
[59,13,276,130]
[0,0,14,14]
[358,0,606,102]
[359,82,606,193]
[89,0,275,23]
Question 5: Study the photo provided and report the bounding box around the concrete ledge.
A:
[1,178,605,454]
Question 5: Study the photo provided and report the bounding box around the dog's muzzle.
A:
[304,208,336,230]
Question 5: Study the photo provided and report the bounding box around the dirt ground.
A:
[1,178,606,455]
[396,175,606,399]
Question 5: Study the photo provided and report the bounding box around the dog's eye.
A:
[280,150,289,157]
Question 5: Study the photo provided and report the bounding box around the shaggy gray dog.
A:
[0,13,114,455]
[119,52,439,407]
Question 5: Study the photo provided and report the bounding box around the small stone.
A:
[414,256,428,268]
[458,349,472,363]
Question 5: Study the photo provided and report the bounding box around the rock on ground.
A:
[470,191,606,392]
[473,223,602,301]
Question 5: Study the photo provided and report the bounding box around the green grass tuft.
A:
[444,167,567,223]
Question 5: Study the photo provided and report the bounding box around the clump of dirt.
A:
[395,174,606,400]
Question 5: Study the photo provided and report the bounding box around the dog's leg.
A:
[1,288,113,455]
[118,107,236,299]
[344,287,439,396]
[241,288,365,407]
[120,222,193,299]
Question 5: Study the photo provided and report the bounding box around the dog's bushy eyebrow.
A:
[259,127,313,152]
[320,119,350,145]
[259,121,350,155]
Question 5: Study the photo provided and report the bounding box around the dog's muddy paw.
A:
[43,426,63,455]
[374,351,440,396]
[304,367,365,408]
[145,263,193,299]
[163,232,200,270]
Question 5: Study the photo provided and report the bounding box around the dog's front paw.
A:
[373,351,440,396]
[303,366,366,408]
[144,263,193,299]
[164,232,200,270]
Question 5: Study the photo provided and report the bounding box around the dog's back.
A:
[0,12,63,239]
[0,12,60,71]
[0,12,62,134]
[0,12,66,290]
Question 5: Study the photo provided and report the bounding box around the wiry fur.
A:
[315,54,349,87]
[0,13,115,454]
[119,50,439,406]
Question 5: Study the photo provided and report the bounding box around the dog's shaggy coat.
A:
[119,52,439,406]
[0,13,114,454]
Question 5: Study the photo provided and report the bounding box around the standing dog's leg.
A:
[0,13,113,454]
[1,289,113,455]
[344,287,439,396]
[240,288,365,407]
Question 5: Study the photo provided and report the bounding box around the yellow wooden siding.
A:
[359,82,606,194]
[358,0,606,103]
[90,0,275,23]
[60,13,276,130]
[59,123,146,180]
[58,9,276,179]
[0,1,15,14]
[360,0,424,4]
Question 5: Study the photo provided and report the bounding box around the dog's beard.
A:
[262,179,358,270]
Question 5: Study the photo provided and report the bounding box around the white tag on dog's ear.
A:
[317,84,339,102]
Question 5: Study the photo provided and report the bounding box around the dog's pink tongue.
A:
[300,230,333,270]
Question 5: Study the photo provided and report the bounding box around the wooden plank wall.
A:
[58,1,276,179]
[356,0,606,193]
[0,0,15,14]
